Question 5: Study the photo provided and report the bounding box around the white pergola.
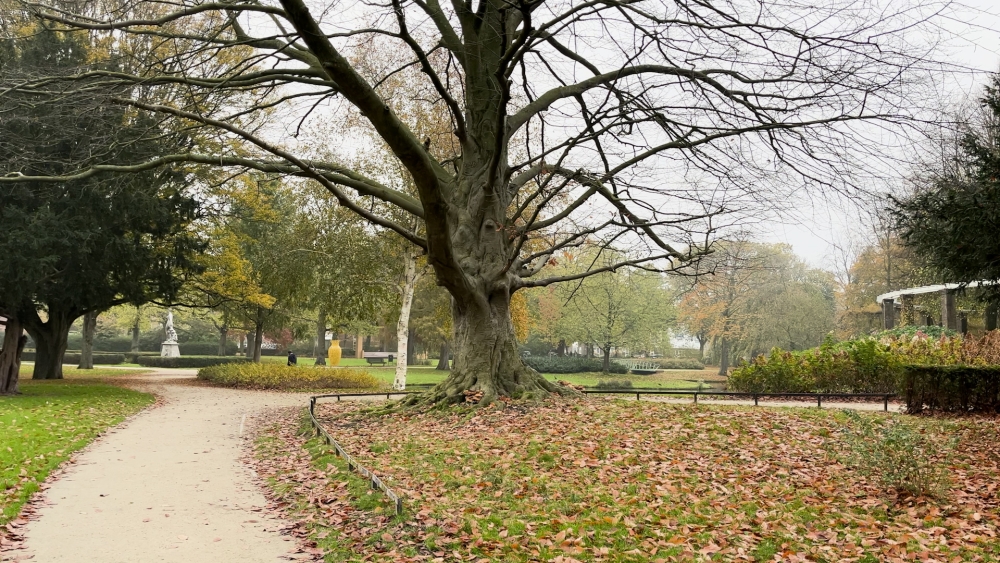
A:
[875,281,997,331]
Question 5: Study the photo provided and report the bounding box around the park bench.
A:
[363,352,395,366]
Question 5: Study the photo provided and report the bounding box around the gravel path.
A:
[13,371,314,563]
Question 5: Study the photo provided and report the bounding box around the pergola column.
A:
[986,305,998,332]
[900,294,915,326]
[941,290,958,331]
[882,298,895,330]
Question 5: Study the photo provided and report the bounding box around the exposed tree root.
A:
[402,364,578,408]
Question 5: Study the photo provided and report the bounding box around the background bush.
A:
[21,351,125,365]
[125,352,161,363]
[178,341,238,356]
[875,326,959,340]
[729,330,1000,401]
[839,410,953,497]
[197,363,383,390]
[524,356,628,374]
[728,338,902,394]
[137,356,249,368]
[653,358,705,370]
[903,365,1000,414]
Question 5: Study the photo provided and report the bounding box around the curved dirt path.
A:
[12,370,317,563]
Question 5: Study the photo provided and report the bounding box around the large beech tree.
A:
[4,0,946,402]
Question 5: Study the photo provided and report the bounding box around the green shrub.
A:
[902,364,1000,414]
[729,338,903,394]
[653,358,705,370]
[137,356,250,368]
[524,356,628,374]
[839,410,953,497]
[876,325,959,340]
[125,352,161,363]
[595,379,633,389]
[197,363,384,390]
[179,341,239,356]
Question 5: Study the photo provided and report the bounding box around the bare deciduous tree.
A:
[2,0,950,403]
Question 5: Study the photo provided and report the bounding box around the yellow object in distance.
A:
[327,339,342,366]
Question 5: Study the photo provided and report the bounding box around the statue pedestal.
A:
[161,342,180,358]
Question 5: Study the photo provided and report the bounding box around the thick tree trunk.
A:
[78,310,98,369]
[355,333,364,358]
[0,317,27,394]
[718,338,730,376]
[130,318,140,353]
[602,344,612,374]
[314,310,327,366]
[410,290,564,406]
[252,316,264,363]
[26,310,73,380]
[436,341,450,370]
[217,323,228,356]
[697,336,707,361]
[394,247,418,390]
[557,339,566,356]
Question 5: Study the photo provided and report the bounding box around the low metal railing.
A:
[308,394,404,515]
[583,389,897,411]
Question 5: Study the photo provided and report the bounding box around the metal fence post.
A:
[884,395,889,412]
[693,393,698,405]
[817,395,822,408]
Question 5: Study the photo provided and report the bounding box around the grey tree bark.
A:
[435,341,450,371]
[718,338,731,376]
[252,309,264,363]
[130,310,141,354]
[314,309,327,366]
[78,310,98,369]
[217,323,228,356]
[0,317,27,394]
[24,308,73,380]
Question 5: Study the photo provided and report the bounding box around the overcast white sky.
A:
[766,0,1000,271]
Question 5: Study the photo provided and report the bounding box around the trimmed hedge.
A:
[20,351,125,365]
[197,363,383,390]
[179,341,239,356]
[125,352,161,364]
[524,356,628,374]
[137,356,250,368]
[654,358,705,370]
[903,365,1000,414]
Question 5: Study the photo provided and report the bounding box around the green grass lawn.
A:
[18,363,152,378]
[0,376,153,525]
[254,400,1000,563]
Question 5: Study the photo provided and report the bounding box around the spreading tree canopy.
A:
[2,0,949,402]
[894,74,1000,305]
[0,26,204,380]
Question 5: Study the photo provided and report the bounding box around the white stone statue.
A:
[160,309,181,357]
[164,310,178,343]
